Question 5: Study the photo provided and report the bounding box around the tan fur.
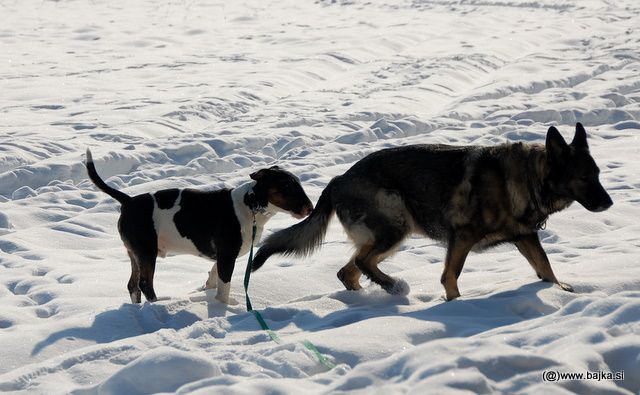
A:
[254,125,612,300]
[346,223,375,247]
[375,189,420,234]
[267,187,289,210]
[337,259,362,290]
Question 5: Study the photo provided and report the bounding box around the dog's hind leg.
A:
[137,252,158,302]
[119,198,158,302]
[127,250,142,304]
[126,240,158,302]
[337,192,410,295]
[353,242,409,295]
[353,244,392,292]
[349,217,410,295]
[344,222,409,295]
[515,233,574,292]
[337,257,362,290]
[441,235,475,301]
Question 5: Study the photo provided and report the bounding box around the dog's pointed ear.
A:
[250,169,268,181]
[570,122,589,149]
[546,126,568,159]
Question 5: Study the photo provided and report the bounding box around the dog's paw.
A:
[444,290,461,301]
[130,291,142,304]
[556,282,574,292]
[213,294,239,306]
[195,279,217,292]
[203,279,217,290]
[386,278,410,296]
[226,297,239,306]
[188,294,208,302]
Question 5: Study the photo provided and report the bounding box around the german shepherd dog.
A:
[86,149,313,304]
[252,123,613,300]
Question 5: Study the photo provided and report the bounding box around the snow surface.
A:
[1,0,639,393]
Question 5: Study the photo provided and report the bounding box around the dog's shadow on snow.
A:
[229,281,562,353]
[31,282,562,357]
[31,288,249,356]
[31,302,203,356]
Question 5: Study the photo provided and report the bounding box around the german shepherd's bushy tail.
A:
[252,179,337,271]
[85,148,131,204]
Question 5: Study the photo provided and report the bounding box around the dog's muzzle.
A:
[592,199,613,212]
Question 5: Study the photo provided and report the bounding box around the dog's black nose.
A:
[596,197,613,212]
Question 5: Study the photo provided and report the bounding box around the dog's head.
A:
[545,123,613,212]
[250,166,313,219]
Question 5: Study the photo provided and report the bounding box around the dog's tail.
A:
[85,148,130,204]
[252,178,338,271]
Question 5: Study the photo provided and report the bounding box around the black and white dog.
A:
[85,149,313,304]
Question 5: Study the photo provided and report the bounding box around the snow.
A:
[0,0,639,394]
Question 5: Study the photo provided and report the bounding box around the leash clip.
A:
[246,191,269,217]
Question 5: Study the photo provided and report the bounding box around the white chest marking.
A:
[231,182,280,258]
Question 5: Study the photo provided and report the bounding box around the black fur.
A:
[86,149,313,303]
[118,194,157,302]
[154,189,180,209]
[253,182,334,271]
[254,124,613,300]
[173,189,242,283]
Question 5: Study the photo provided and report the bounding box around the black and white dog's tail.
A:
[85,148,131,204]
[252,178,337,271]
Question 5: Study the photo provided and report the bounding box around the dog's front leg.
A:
[515,233,574,292]
[441,234,475,301]
[213,249,239,305]
[204,263,217,289]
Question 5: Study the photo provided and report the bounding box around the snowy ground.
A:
[1,0,639,393]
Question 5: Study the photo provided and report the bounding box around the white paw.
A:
[203,279,217,290]
[130,292,141,304]
[195,282,216,292]
[226,297,240,306]
[213,293,239,306]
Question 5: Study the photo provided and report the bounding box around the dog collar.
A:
[244,191,269,217]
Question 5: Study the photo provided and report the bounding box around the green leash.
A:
[243,218,336,370]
